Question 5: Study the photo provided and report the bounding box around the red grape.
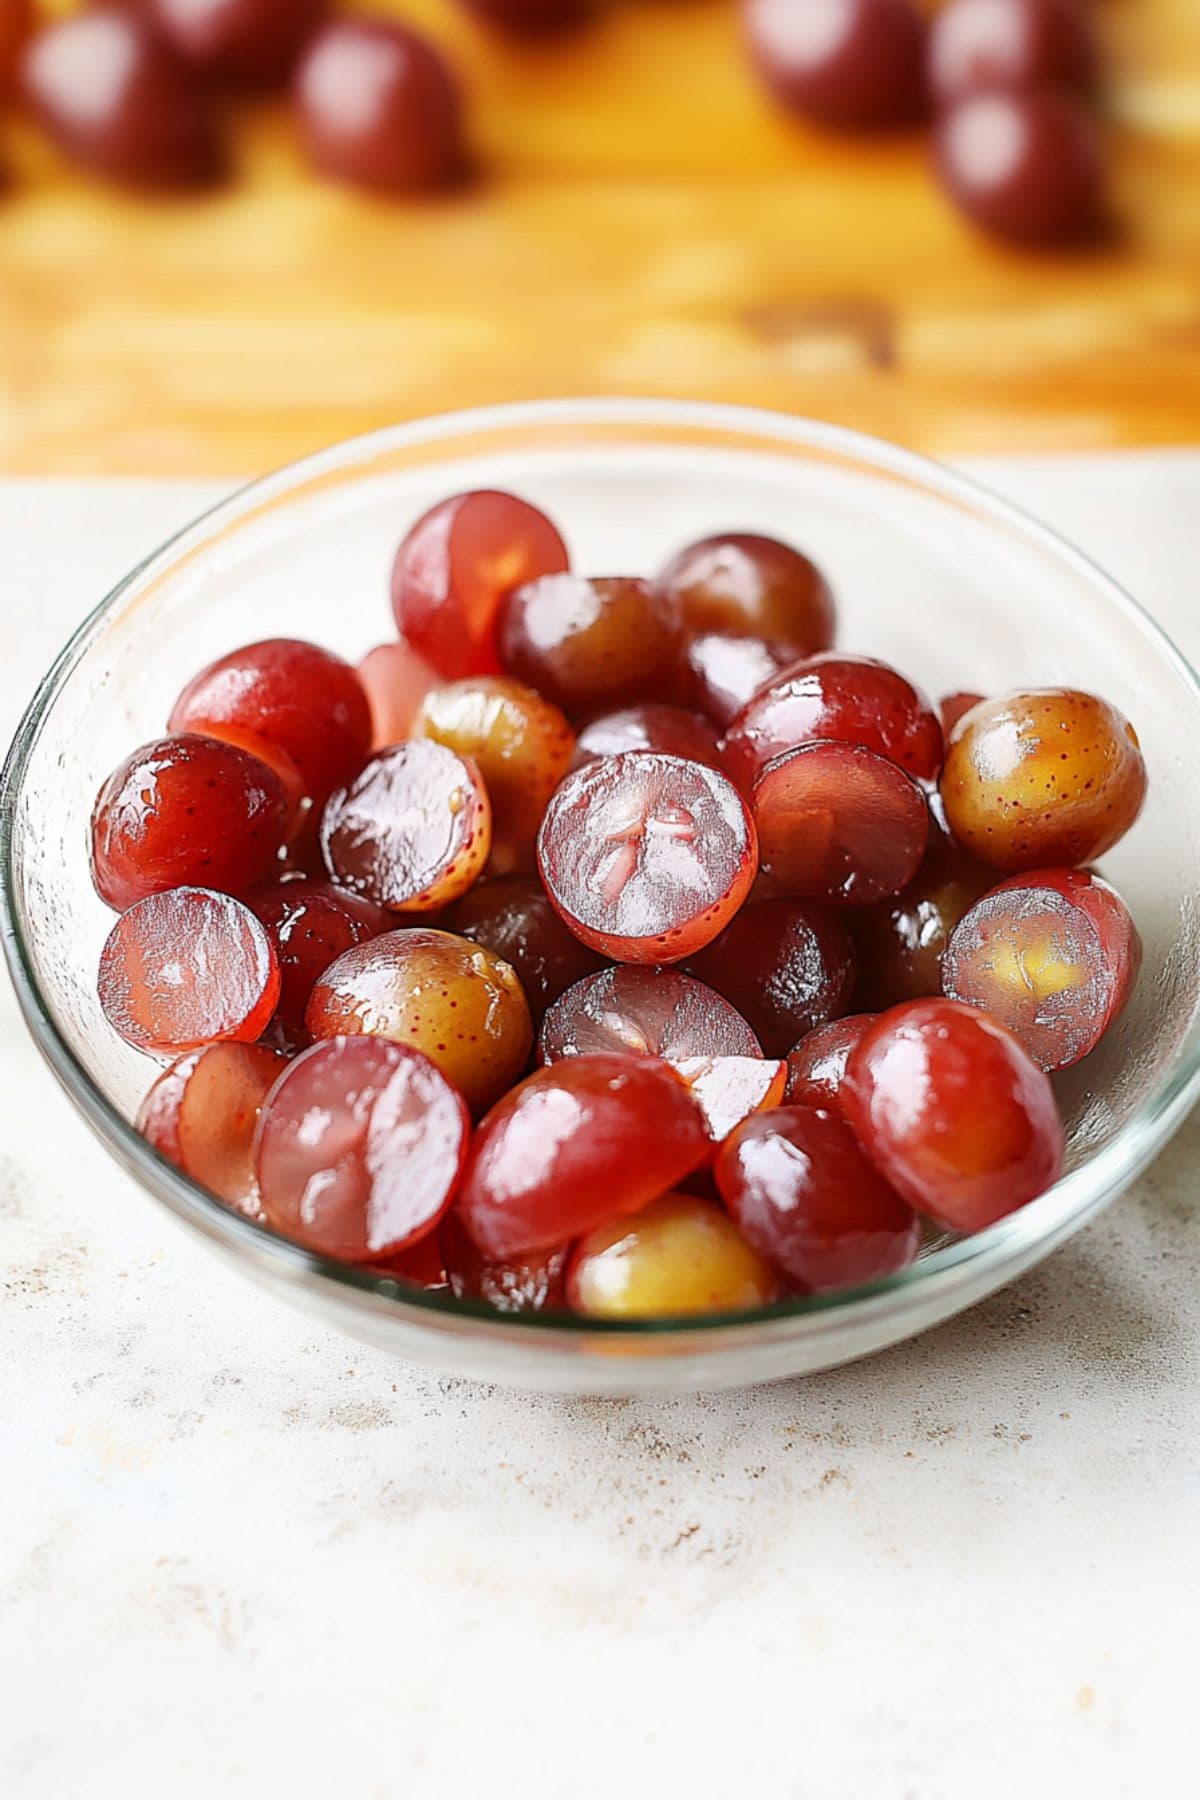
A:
[657,531,835,652]
[939,689,984,736]
[499,575,682,717]
[306,927,533,1114]
[724,651,942,792]
[688,896,855,1056]
[754,741,929,905]
[942,867,1141,1070]
[392,490,568,679]
[440,1208,569,1313]
[927,0,1097,107]
[169,638,371,810]
[150,0,327,86]
[940,689,1147,870]
[456,1053,710,1258]
[715,1104,920,1292]
[99,886,280,1053]
[136,1041,288,1208]
[372,1230,448,1289]
[851,818,994,1005]
[573,704,723,774]
[538,752,757,963]
[275,807,330,880]
[457,0,590,36]
[358,642,438,749]
[91,734,289,912]
[446,875,604,1025]
[415,676,575,872]
[539,965,762,1063]
[21,9,222,188]
[673,1054,788,1143]
[681,632,795,729]
[934,89,1103,243]
[294,17,464,193]
[567,1193,778,1320]
[784,1013,874,1110]
[320,740,491,911]
[1,0,30,95]
[743,0,928,132]
[842,997,1064,1232]
[254,1036,469,1261]
[250,877,387,1044]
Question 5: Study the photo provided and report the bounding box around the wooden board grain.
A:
[0,0,1197,474]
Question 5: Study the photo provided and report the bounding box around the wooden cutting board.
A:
[0,0,1196,473]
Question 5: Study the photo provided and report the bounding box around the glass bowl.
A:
[4,399,1200,1395]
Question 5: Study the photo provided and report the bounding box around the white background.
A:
[2,458,1197,1798]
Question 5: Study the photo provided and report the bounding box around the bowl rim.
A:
[4,394,1200,1351]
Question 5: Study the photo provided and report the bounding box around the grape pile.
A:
[91,481,1146,1319]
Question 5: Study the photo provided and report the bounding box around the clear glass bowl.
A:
[4,399,1200,1394]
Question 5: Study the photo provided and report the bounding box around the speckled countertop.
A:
[2,459,1197,1799]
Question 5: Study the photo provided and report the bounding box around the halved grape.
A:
[254,1036,469,1261]
[456,1053,710,1258]
[250,878,387,1044]
[136,1042,288,1209]
[99,887,280,1053]
[539,965,761,1063]
[672,1055,788,1143]
[358,642,439,749]
[566,1194,778,1320]
[724,651,942,792]
[306,927,532,1115]
[688,897,855,1056]
[538,752,757,963]
[715,1105,920,1293]
[91,734,289,912]
[657,531,835,651]
[321,740,491,911]
[499,574,681,716]
[942,867,1141,1071]
[754,740,928,905]
[415,676,575,872]
[842,997,1064,1232]
[391,489,568,678]
[169,637,371,808]
[440,1208,569,1313]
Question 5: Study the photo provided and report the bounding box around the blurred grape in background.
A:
[4,0,1112,235]
[0,0,1195,472]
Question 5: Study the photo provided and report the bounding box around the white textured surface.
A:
[2,456,1198,1799]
